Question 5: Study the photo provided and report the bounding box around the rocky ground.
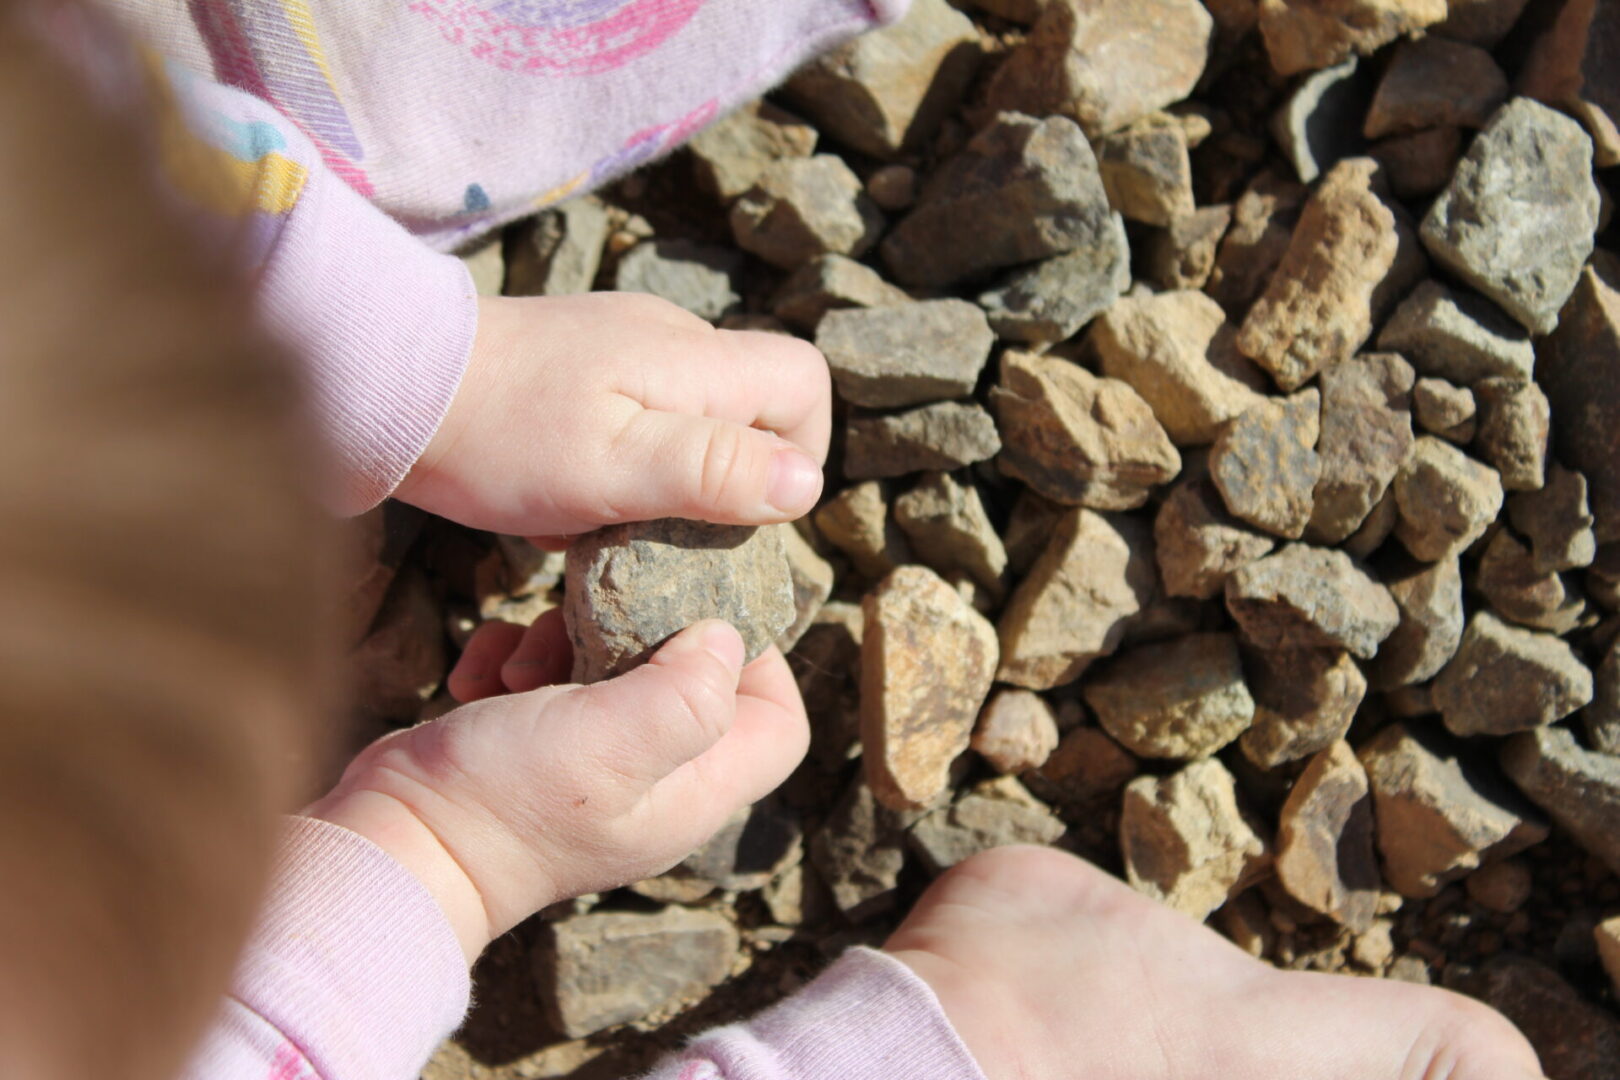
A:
[338,2,1620,1078]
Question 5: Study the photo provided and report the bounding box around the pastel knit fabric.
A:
[178,818,990,1080]
[95,0,910,511]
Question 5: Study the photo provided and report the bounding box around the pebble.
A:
[771,254,911,332]
[614,239,741,321]
[1501,725,1620,878]
[1272,57,1371,184]
[812,481,912,581]
[1257,0,1447,78]
[688,101,818,202]
[861,566,999,811]
[1471,378,1549,492]
[997,508,1156,690]
[844,401,1002,480]
[1538,262,1620,544]
[505,197,610,297]
[1412,377,1477,444]
[1518,0,1620,168]
[1225,543,1398,659]
[1359,721,1549,898]
[1377,279,1534,386]
[1475,529,1585,635]
[893,471,1008,593]
[1432,611,1593,737]
[809,778,913,922]
[1146,205,1233,291]
[1391,436,1504,562]
[1238,158,1426,392]
[1307,352,1415,545]
[1465,858,1533,915]
[1366,552,1464,690]
[1155,470,1276,600]
[1240,647,1366,769]
[1420,98,1600,336]
[1121,758,1266,920]
[817,299,994,409]
[992,350,1182,511]
[729,155,885,270]
[1507,464,1598,575]
[1445,956,1620,1080]
[866,165,919,212]
[1097,113,1196,226]
[1209,390,1322,539]
[564,520,796,684]
[976,220,1131,345]
[908,781,1066,873]
[1363,36,1507,139]
[1084,632,1255,759]
[1207,169,1307,318]
[971,689,1060,774]
[1093,290,1267,446]
[1276,740,1380,930]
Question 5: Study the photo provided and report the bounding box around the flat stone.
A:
[1420,98,1600,336]
[1307,352,1415,545]
[1538,261,1620,543]
[992,350,1181,510]
[882,113,1116,288]
[1370,124,1465,200]
[777,525,834,655]
[1432,612,1592,737]
[1392,436,1504,561]
[1121,758,1267,920]
[1508,464,1598,575]
[1084,632,1255,759]
[1094,291,1268,446]
[893,472,1008,593]
[1359,721,1549,898]
[1225,543,1398,659]
[1238,158,1426,392]
[1519,0,1620,168]
[564,521,796,683]
[1240,647,1366,769]
[1366,552,1464,690]
[1208,170,1308,318]
[817,300,994,409]
[730,155,884,271]
[783,0,981,159]
[984,0,1213,137]
[998,509,1157,689]
[1024,725,1141,809]
[1445,956,1620,1080]
[1146,205,1234,291]
[845,401,1002,480]
[1472,378,1549,492]
[1097,113,1196,226]
[689,101,818,202]
[809,778,913,922]
[1412,377,1477,443]
[977,217,1131,345]
[866,165,918,212]
[1501,725,1620,877]
[1276,740,1380,929]
[861,566,999,811]
[1363,37,1507,139]
[1273,57,1372,184]
[908,781,1066,873]
[505,197,610,297]
[1155,470,1276,601]
[971,688,1061,774]
[537,907,738,1038]
[1257,0,1448,78]
[813,481,911,581]
[1209,390,1322,539]
[1475,529,1586,635]
[1465,857,1533,913]
[614,239,741,321]
[1434,0,1531,48]
[771,255,911,332]
[1377,280,1534,386]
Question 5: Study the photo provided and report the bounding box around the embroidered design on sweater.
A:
[409,0,705,76]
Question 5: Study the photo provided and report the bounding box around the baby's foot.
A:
[886,846,1544,1080]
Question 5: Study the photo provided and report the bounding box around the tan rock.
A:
[1276,740,1380,929]
[908,780,1066,872]
[1084,633,1255,759]
[689,101,818,202]
[1363,36,1507,139]
[1257,0,1448,78]
[861,566,1000,810]
[1097,113,1197,226]
[972,688,1061,774]
[1240,647,1365,769]
[1155,471,1276,600]
[1366,552,1464,690]
[1508,464,1598,575]
[1121,758,1267,919]
[1208,169,1308,318]
[730,155,884,270]
[778,525,834,654]
[1413,377,1477,444]
[1475,529,1586,635]
[1472,377,1550,492]
[1209,390,1322,539]
[1225,543,1398,659]
[1392,436,1504,562]
[813,481,912,581]
[1024,725,1140,808]
[1433,611,1593,737]
[1307,352,1416,545]
[893,472,1008,593]
[809,777,913,921]
[771,254,911,332]
[1147,205,1234,291]
[818,299,995,409]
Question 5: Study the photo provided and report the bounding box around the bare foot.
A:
[886,846,1545,1080]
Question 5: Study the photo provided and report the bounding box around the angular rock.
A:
[1420,99,1600,336]
[1097,113,1196,226]
[1146,204,1233,291]
[1207,170,1308,318]
[538,907,738,1038]
[565,521,796,683]
[1432,612,1592,737]
[809,778,912,922]
[1359,722,1549,898]
[1121,758,1266,920]
[1392,436,1504,561]
[1434,0,1531,48]
[1363,37,1507,139]
[861,566,999,811]
[1501,724,1620,877]
[777,525,834,654]
[689,101,818,202]
[1084,632,1255,759]
[1538,262,1620,543]
[1024,725,1140,809]
[1094,291,1267,446]
[614,239,741,321]
[818,300,994,408]
[1446,956,1620,1080]
[1307,352,1415,544]
[866,165,918,211]
[1508,464,1598,575]
[1257,0,1448,77]
[1370,124,1465,200]
[730,155,884,271]
[845,401,1002,480]
[1412,377,1477,443]
[1225,543,1398,659]
[1519,0,1620,168]
[783,0,981,159]
[908,781,1066,872]
[893,472,1008,593]
[1209,390,1322,539]
[1273,57,1371,185]
[971,688,1061,774]
[1377,279,1534,385]
[992,350,1181,510]
[1476,529,1586,635]
[1342,484,1399,559]
[1240,647,1366,769]
[1155,470,1276,600]
[1472,378,1549,492]
[984,0,1213,137]
[813,481,911,581]
[1276,740,1379,929]
[1238,158,1425,392]
[771,254,911,332]
[977,217,1131,345]
[882,113,1116,288]
[1366,552,1464,690]
[998,509,1157,689]
[505,197,610,297]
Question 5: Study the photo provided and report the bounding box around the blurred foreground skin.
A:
[0,19,334,1080]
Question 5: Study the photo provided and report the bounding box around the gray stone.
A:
[1209,390,1322,539]
[977,216,1130,345]
[1412,377,1477,443]
[1363,36,1507,139]
[908,780,1066,872]
[893,472,1008,593]
[1377,280,1534,385]
[845,402,1002,480]
[730,155,885,270]
[1433,612,1594,737]
[971,689,1060,774]
[1420,98,1601,336]
[1537,261,1620,543]
[1097,113,1196,226]
[1445,956,1620,1080]
[1024,725,1141,809]
[1155,471,1276,600]
[809,778,913,922]
[1366,552,1464,690]
[1121,758,1266,920]
[818,300,994,409]
[1239,647,1365,769]
[813,481,911,581]
[1084,632,1255,760]
[1225,543,1398,659]
[1272,57,1371,184]
[1275,740,1380,929]
[614,239,741,321]
[1501,724,1620,877]
[1307,352,1415,545]
[506,197,610,297]
[771,255,911,332]
[689,101,818,202]
[564,521,795,683]
[1475,528,1586,635]
[1472,378,1550,492]
[1392,436,1504,561]
[1508,464,1598,575]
